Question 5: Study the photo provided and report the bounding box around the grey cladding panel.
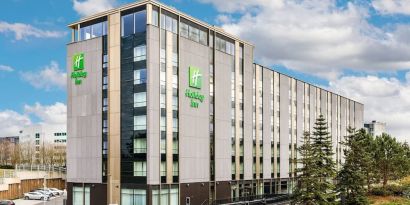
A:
[214,50,234,181]
[179,37,210,183]
[262,68,272,179]
[67,37,103,183]
[279,74,290,178]
[243,45,254,180]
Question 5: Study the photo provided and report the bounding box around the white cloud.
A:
[328,74,410,142]
[0,102,67,137]
[0,21,67,40]
[0,65,14,72]
[201,0,410,80]
[0,110,31,137]
[373,0,410,15]
[73,0,117,17]
[20,61,67,91]
[24,102,67,125]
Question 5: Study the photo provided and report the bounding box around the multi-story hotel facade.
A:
[66,1,364,204]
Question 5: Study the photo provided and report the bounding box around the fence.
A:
[211,194,291,205]
[15,164,66,173]
[0,169,15,178]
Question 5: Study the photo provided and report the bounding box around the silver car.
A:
[23,192,49,201]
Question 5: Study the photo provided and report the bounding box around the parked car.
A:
[24,192,49,201]
[34,190,53,197]
[49,188,64,196]
[36,188,58,196]
[0,200,15,205]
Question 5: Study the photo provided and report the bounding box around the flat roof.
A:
[68,0,254,47]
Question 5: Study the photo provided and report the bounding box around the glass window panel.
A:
[134,10,147,33]
[180,23,188,38]
[134,161,146,176]
[160,14,166,29]
[199,30,207,45]
[134,115,147,131]
[134,138,147,153]
[166,15,172,31]
[160,189,169,205]
[73,187,84,205]
[121,189,133,205]
[172,18,178,34]
[134,45,147,62]
[134,92,147,107]
[122,14,134,37]
[170,188,178,205]
[84,187,90,205]
[134,190,146,205]
[189,26,199,42]
[152,9,159,26]
[91,22,102,38]
[134,69,147,84]
[102,21,108,36]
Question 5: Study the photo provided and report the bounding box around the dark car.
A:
[0,200,15,205]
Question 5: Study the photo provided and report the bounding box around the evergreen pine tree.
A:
[293,115,337,204]
[337,128,369,205]
[310,114,337,204]
[293,132,316,205]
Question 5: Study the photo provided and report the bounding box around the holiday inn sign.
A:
[185,66,205,108]
[71,53,88,85]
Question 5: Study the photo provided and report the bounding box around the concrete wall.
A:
[67,37,103,183]
[179,36,211,183]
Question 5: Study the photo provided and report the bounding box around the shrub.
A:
[0,165,14,169]
[370,187,392,196]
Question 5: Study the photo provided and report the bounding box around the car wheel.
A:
[40,197,44,200]
[24,196,29,200]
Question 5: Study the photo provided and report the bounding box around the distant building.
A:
[19,124,67,165]
[364,120,386,136]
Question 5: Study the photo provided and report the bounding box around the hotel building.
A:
[66,1,364,204]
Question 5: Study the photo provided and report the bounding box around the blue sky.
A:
[0,0,410,140]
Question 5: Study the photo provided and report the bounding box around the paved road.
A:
[14,196,65,205]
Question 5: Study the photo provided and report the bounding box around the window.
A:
[161,161,166,176]
[134,138,147,153]
[134,161,147,176]
[160,13,177,34]
[152,8,159,27]
[134,115,146,131]
[180,23,188,38]
[103,98,108,111]
[134,45,146,62]
[73,187,90,205]
[122,10,147,37]
[180,21,207,46]
[134,10,147,33]
[134,69,147,84]
[134,92,147,107]
[215,36,235,55]
[121,189,146,205]
[80,21,107,41]
[173,161,179,176]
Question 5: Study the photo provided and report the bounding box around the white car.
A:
[23,192,49,201]
[49,188,64,196]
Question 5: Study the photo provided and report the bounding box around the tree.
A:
[374,133,408,188]
[294,132,316,204]
[337,128,369,205]
[293,115,337,204]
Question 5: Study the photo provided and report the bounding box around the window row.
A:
[180,21,207,46]
[215,36,235,55]
[80,21,107,41]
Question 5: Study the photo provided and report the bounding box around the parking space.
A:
[13,194,66,205]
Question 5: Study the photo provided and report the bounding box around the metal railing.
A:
[211,194,291,205]
[0,169,16,178]
[15,164,66,173]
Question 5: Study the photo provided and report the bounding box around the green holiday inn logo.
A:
[189,66,202,89]
[186,66,205,108]
[71,53,87,85]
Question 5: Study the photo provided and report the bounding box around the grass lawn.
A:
[369,195,410,205]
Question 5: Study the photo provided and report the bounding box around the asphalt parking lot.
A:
[13,195,65,205]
